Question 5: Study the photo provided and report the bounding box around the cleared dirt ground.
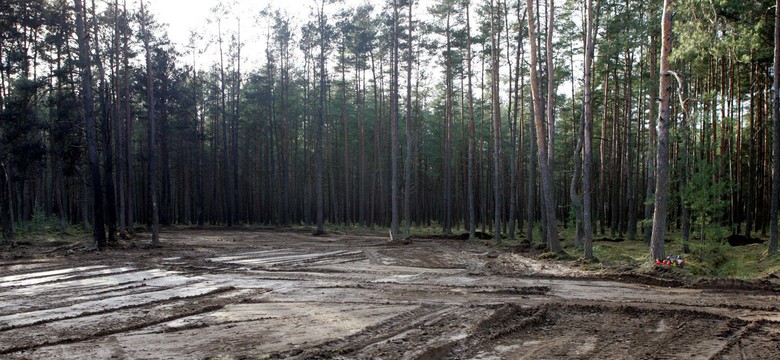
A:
[1,229,779,359]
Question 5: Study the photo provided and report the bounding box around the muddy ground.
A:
[1,229,779,359]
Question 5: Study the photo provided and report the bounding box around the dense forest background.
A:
[0,0,778,258]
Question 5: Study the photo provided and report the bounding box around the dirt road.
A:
[1,229,779,359]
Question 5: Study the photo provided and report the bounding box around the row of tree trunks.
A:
[3,0,778,260]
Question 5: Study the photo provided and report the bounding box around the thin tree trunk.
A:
[466,1,476,240]
[747,64,755,239]
[390,0,400,239]
[403,0,414,239]
[315,0,326,235]
[600,64,609,235]
[341,39,349,226]
[75,0,106,248]
[140,0,159,245]
[122,0,133,234]
[113,0,126,235]
[644,33,658,245]
[650,0,674,261]
[0,142,11,243]
[192,40,205,226]
[526,0,560,252]
[582,0,598,259]
[509,1,524,240]
[680,69,691,254]
[217,19,232,227]
[160,66,171,226]
[491,0,502,243]
[545,0,556,203]
[358,66,367,227]
[443,10,453,235]
[233,19,242,225]
[527,100,536,242]
[771,0,779,254]
[91,0,117,242]
[625,52,637,240]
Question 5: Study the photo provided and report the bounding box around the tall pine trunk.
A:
[582,0,598,259]
[390,0,401,240]
[650,0,674,261]
[526,0,560,253]
[644,33,659,245]
[770,0,779,254]
[466,2,476,240]
[140,0,159,245]
[122,0,133,234]
[315,0,326,235]
[0,142,11,243]
[75,0,106,248]
[625,52,637,240]
[233,20,242,225]
[491,0,502,243]
[91,0,117,242]
[217,19,232,227]
[113,0,127,235]
[442,10,453,235]
[403,0,414,239]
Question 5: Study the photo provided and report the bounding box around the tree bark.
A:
[390,0,400,240]
[0,142,11,243]
[232,19,242,225]
[581,0,598,259]
[599,63,609,235]
[122,0,134,234]
[466,1,476,240]
[75,0,106,248]
[217,19,232,227]
[771,0,779,254]
[545,0,555,203]
[140,0,159,245]
[403,0,414,239]
[491,0,502,243]
[442,8,453,235]
[315,0,326,235]
[625,52,637,240]
[644,33,658,245]
[341,33,349,226]
[650,0,674,261]
[526,0,560,252]
[508,0,524,240]
[91,0,117,242]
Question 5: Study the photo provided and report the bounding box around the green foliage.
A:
[587,240,650,268]
[686,239,730,275]
[674,0,775,64]
[12,207,88,248]
[682,161,730,243]
[18,207,61,235]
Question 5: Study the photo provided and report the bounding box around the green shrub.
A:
[18,206,61,235]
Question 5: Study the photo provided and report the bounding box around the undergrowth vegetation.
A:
[7,218,780,280]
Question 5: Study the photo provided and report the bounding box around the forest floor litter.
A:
[1,228,779,359]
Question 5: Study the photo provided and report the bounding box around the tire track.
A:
[0,285,235,331]
[286,305,448,359]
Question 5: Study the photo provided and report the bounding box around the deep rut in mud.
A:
[1,229,779,359]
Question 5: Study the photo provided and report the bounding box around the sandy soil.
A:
[1,228,779,359]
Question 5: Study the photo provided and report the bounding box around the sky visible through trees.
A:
[0,0,778,259]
